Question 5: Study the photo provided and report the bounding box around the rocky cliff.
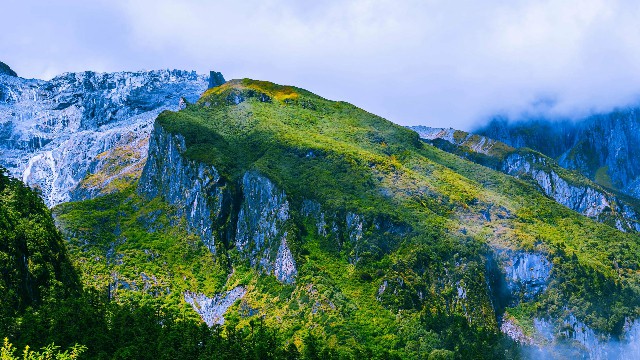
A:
[0,65,211,206]
[138,125,223,253]
[235,171,298,283]
[501,152,640,232]
[411,126,640,233]
[477,110,640,200]
[138,123,299,284]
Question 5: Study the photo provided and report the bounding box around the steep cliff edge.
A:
[138,123,300,283]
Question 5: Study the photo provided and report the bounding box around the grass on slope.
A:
[53,79,640,357]
[53,187,227,316]
[165,79,640,332]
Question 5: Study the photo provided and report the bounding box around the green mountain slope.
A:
[54,79,640,358]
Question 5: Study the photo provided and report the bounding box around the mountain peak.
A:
[0,61,17,77]
[208,70,225,88]
[202,78,303,105]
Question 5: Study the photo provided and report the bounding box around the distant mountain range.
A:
[476,112,640,199]
[409,126,640,233]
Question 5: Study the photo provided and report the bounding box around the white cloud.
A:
[3,0,640,129]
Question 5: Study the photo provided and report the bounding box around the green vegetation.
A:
[1,169,394,359]
[53,187,226,311]
[1,338,85,360]
[595,166,614,189]
[426,130,640,232]
[0,167,79,331]
[17,78,640,358]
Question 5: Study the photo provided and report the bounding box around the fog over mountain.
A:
[4,0,640,130]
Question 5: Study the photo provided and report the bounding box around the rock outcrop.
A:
[0,61,17,77]
[502,152,640,232]
[412,126,640,233]
[184,286,246,326]
[0,69,209,206]
[490,248,640,359]
[138,124,298,283]
[497,249,552,301]
[138,124,224,253]
[208,71,226,89]
[522,314,640,359]
[235,171,297,283]
[477,112,640,200]
[411,126,506,156]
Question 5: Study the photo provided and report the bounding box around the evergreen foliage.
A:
[0,167,79,332]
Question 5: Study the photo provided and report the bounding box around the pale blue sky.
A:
[3,0,640,130]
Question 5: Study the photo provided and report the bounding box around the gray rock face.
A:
[139,125,298,283]
[557,113,640,198]
[346,212,364,264]
[236,172,297,283]
[489,248,551,312]
[274,236,297,284]
[208,71,226,89]
[411,126,502,155]
[301,200,330,237]
[503,153,611,216]
[0,61,17,77]
[477,112,640,201]
[500,315,534,345]
[498,250,552,301]
[528,315,640,359]
[492,249,640,359]
[494,250,639,359]
[138,124,224,253]
[0,69,208,206]
[503,153,640,232]
[412,126,640,232]
[184,286,246,326]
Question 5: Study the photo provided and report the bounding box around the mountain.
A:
[410,126,640,233]
[49,79,640,358]
[0,65,212,207]
[476,111,640,199]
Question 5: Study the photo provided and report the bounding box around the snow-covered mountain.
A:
[0,64,217,206]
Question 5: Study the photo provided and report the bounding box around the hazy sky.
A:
[3,0,640,130]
